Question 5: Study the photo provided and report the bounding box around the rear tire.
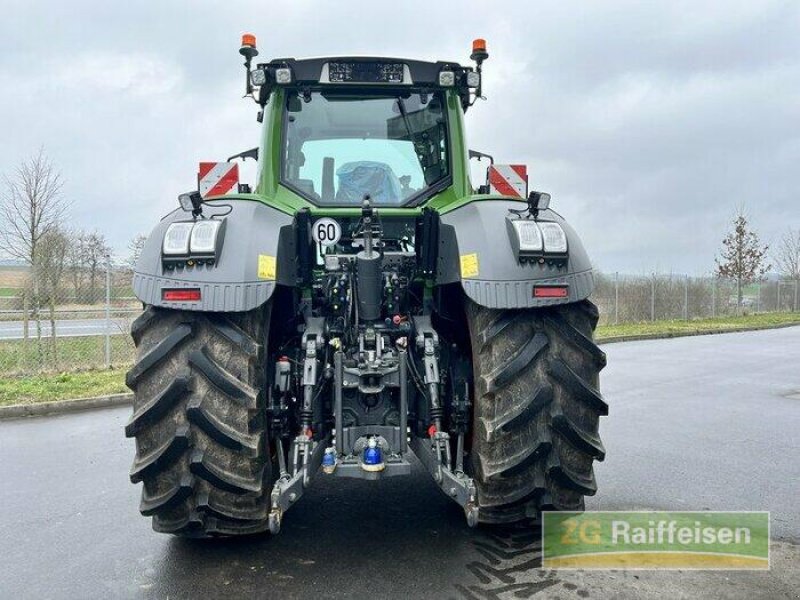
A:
[465,299,608,524]
[125,305,274,537]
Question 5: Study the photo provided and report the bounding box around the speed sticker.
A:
[311,218,342,247]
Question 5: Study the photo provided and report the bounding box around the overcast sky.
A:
[1,0,797,274]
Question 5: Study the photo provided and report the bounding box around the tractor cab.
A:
[237,38,489,208]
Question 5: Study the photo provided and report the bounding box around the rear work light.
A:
[533,285,569,299]
[162,288,202,302]
[162,222,194,255]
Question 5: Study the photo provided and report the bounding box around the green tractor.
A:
[125,36,607,536]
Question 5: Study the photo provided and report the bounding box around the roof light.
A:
[275,67,292,84]
[438,69,455,87]
[162,222,194,255]
[251,68,267,86]
[162,288,202,302]
[466,71,480,88]
[241,33,257,48]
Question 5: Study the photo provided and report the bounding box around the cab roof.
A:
[258,56,472,87]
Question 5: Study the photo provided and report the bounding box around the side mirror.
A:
[468,149,495,194]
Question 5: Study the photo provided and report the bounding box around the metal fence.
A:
[0,265,797,376]
[0,264,140,376]
[592,273,800,326]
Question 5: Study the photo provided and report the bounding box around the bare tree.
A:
[36,227,69,363]
[0,149,68,263]
[127,233,147,270]
[0,149,71,344]
[715,208,770,311]
[66,229,87,299]
[84,232,111,303]
[773,228,800,281]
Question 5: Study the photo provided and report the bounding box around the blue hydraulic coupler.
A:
[322,447,337,474]
[362,438,385,472]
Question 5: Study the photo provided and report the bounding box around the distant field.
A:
[0,267,134,301]
[0,267,29,288]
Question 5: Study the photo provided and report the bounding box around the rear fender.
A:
[132,199,295,312]
[436,199,594,308]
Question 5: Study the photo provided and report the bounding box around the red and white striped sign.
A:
[488,164,528,198]
[198,162,239,198]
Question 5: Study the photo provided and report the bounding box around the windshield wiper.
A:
[395,97,415,142]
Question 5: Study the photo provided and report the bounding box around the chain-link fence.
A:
[0,264,798,376]
[592,273,800,326]
[0,263,139,376]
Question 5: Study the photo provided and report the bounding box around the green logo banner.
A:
[542,511,769,569]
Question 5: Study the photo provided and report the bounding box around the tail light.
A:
[162,288,201,302]
[533,285,569,299]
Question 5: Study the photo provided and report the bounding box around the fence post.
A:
[794,280,798,312]
[23,290,29,342]
[650,275,655,322]
[105,254,112,369]
[683,275,689,320]
[756,282,761,313]
[777,281,781,312]
[711,278,716,318]
[614,272,619,325]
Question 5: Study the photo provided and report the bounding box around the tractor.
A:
[125,36,607,536]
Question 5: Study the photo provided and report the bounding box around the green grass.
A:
[0,287,20,297]
[0,334,135,377]
[0,369,128,407]
[596,312,800,340]
[0,312,798,407]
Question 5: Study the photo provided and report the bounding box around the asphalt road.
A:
[0,317,130,339]
[0,327,798,599]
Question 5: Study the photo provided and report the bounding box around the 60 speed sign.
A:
[311,218,342,247]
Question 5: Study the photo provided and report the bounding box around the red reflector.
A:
[533,286,569,298]
[162,288,201,302]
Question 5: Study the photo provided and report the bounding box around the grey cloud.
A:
[0,0,797,275]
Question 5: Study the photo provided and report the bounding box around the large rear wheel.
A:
[125,305,274,537]
[465,299,608,523]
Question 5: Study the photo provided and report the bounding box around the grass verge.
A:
[0,369,129,407]
[0,312,798,407]
[596,312,800,340]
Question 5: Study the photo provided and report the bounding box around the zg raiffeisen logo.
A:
[542,511,770,569]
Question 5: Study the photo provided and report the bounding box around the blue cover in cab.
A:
[335,161,402,204]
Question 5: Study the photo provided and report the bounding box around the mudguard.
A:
[437,199,594,309]
[132,199,294,312]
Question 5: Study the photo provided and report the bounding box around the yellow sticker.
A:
[460,253,479,278]
[257,254,276,280]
